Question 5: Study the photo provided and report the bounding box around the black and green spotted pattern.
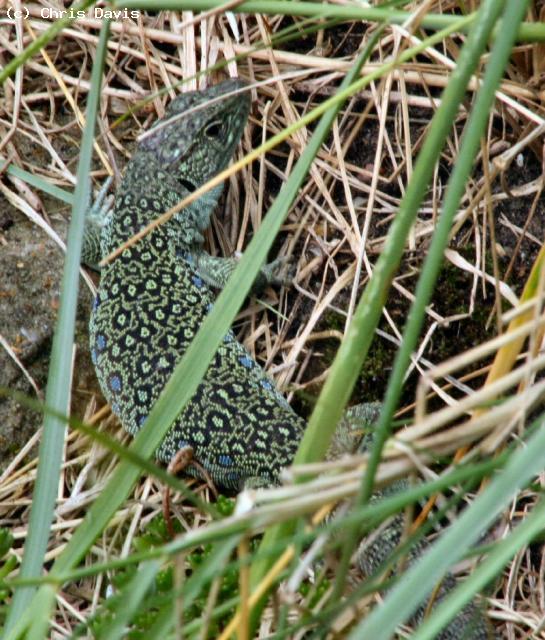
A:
[89,80,304,490]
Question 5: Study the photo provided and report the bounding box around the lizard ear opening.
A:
[178,177,196,193]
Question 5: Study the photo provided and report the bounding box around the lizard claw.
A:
[87,175,115,226]
[82,176,115,270]
[163,446,218,539]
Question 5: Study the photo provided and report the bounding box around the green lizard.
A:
[87,79,494,638]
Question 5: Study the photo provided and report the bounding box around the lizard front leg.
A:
[81,176,115,270]
[186,250,292,291]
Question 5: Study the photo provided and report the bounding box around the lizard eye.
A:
[205,121,223,139]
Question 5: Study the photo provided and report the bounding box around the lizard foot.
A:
[82,176,115,270]
[162,446,218,538]
[259,254,294,288]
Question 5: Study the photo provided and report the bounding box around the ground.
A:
[2,7,545,637]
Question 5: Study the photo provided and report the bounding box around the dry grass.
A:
[1,2,545,637]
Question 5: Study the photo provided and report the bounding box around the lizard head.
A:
[137,79,251,238]
[107,80,251,252]
[139,78,250,193]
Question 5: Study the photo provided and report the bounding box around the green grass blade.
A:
[348,411,545,639]
[3,19,112,635]
[246,36,379,629]
[0,0,96,85]
[4,165,74,204]
[358,0,529,534]
[116,0,545,42]
[412,493,545,640]
[98,560,162,640]
[331,0,511,597]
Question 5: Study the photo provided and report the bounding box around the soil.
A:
[0,192,98,467]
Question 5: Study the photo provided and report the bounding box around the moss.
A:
[430,257,496,374]
[291,308,395,413]
[293,242,501,417]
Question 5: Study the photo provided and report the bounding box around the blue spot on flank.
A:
[184,252,195,265]
[96,334,106,350]
[91,348,98,365]
[110,375,122,392]
[260,379,273,391]
[112,402,120,414]
[178,439,190,450]
[218,455,233,467]
[192,275,203,288]
[138,415,147,427]
[238,355,254,369]
[206,302,214,313]
[92,296,100,311]
[223,332,233,343]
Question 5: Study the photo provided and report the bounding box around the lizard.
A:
[86,78,494,638]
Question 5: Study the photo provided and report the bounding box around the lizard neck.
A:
[102,151,224,256]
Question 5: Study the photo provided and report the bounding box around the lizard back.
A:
[89,80,305,490]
